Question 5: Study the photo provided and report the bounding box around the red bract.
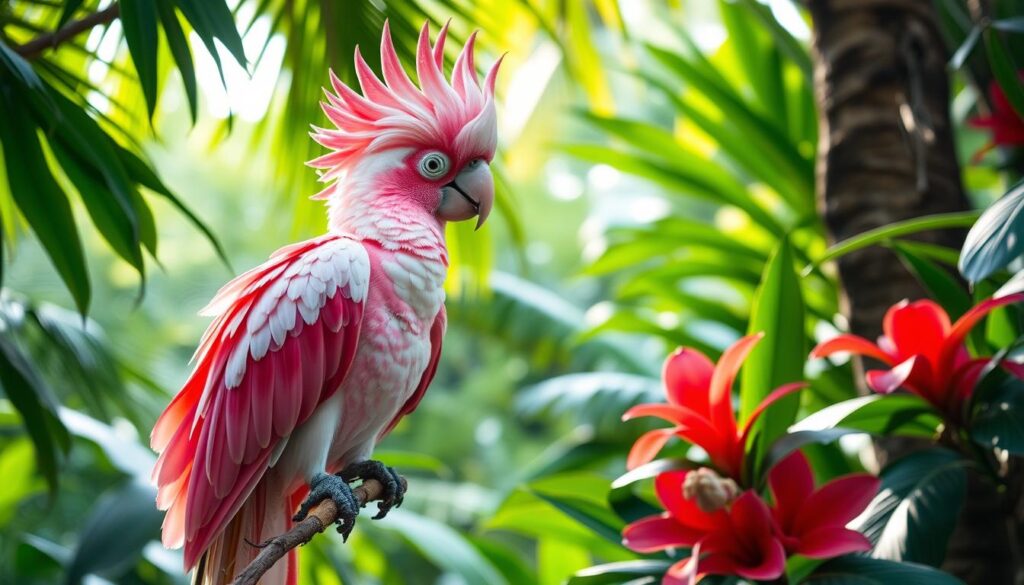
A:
[811,295,1024,419]
[769,451,878,559]
[623,470,786,584]
[623,333,804,480]
[970,74,1024,161]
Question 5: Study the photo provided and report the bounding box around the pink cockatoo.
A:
[150,22,501,585]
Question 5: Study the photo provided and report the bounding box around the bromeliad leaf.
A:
[568,560,673,585]
[894,242,972,319]
[959,179,1024,284]
[856,448,968,568]
[791,394,940,438]
[972,377,1024,453]
[803,556,965,584]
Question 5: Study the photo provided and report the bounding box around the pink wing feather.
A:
[151,233,370,568]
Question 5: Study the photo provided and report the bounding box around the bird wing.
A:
[150,233,370,567]
[380,307,446,438]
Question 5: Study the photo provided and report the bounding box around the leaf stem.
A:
[12,3,121,60]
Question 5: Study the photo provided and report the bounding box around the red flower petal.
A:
[708,334,762,436]
[700,530,786,581]
[768,451,814,532]
[810,334,893,364]
[623,404,729,467]
[883,299,950,364]
[794,474,880,535]
[663,348,715,415]
[739,382,807,445]
[622,513,703,553]
[865,356,919,394]
[943,294,1024,367]
[796,526,873,558]
[655,471,725,532]
[729,491,777,542]
[627,428,676,470]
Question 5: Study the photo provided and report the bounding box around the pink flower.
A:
[623,470,786,584]
[769,451,878,559]
[811,295,1024,420]
[970,74,1024,162]
[623,333,804,481]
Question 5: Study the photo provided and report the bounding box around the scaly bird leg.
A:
[338,460,406,520]
[293,472,361,541]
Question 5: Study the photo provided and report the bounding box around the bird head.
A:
[310,21,501,232]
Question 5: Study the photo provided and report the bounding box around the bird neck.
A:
[330,198,448,264]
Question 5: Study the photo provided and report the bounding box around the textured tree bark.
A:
[806,1,1017,583]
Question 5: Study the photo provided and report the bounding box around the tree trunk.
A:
[807,1,1017,583]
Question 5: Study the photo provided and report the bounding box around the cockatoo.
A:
[151,21,500,585]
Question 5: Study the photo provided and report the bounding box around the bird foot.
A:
[293,472,361,541]
[338,459,406,520]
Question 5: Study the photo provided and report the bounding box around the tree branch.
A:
[231,476,407,585]
[13,3,121,60]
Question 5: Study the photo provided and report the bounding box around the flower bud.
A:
[683,467,739,513]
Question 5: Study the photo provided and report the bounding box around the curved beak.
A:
[438,161,494,230]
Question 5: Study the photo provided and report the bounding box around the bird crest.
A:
[309,21,501,199]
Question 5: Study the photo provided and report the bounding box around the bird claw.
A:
[293,472,361,541]
[338,460,406,520]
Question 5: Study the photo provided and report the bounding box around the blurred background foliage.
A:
[0,0,1020,583]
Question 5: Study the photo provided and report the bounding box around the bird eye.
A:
[418,151,450,179]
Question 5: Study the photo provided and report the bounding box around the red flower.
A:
[811,295,1024,419]
[970,74,1024,161]
[623,333,804,480]
[769,451,878,559]
[623,470,786,584]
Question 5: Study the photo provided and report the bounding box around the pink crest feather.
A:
[309,21,501,200]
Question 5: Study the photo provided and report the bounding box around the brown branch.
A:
[13,3,121,60]
[231,476,407,585]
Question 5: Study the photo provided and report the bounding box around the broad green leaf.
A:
[741,237,805,482]
[121,0,160,118]
[538,537,590,585]
[810,211,981,272]
[804,556,965,584]
[894,242,971,319]
[791,394,940,437]
[0,439,43,524]
[157,0,198,121]
[532,492,623,546]
[386,509,508,585]
[857,448,967,568]
[959,179,1024,283]
[374,449,450,477]
[569,560,673,585]
[0,337,69,494]
[983,28,1024,118]
[65,481,163,584]
[0,89,90,314]
[972,377,1024,453]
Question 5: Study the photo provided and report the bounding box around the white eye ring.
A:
[418,152,450,179]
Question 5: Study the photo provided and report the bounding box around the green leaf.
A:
[569,560,673,585]
[759,429,858,485]
[532,491,624,546]
[156,0,198,121]
[0,337,69,494]
[735,0,813,79]
[959,179,1024,283]
[809,211,981,272]
[386,509,508,585]
[992,16,1024,33]
[741,236,805,481]
[374,449,450,477]
[65,481,163,584]
[894,242,971,319]
[972,377,1024,453]
[857,448,967,568]
[175,0,247,70]
[0,88,90,314]
[950,25,982,69]
[791,394,940,438]
[121,0,161,118]
[59,0,86,27]
[804,556,965,584]
[984,27,1024,118]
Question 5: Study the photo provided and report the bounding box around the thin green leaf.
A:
[175,0,247,69]
[809,211,981,272]
[742,237,805,483]
[805,556,965,584]
[950,25,982,69]
[120,0,160,118]
[157,0,198,121]
[992,16,1024,34]
[0,87,90,314]
[983,28,1024,117]
[569,560,672,585]
[791,394,941,437]
[385,509,508,585]
[58,0,86,27]
[0,336,69,494]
